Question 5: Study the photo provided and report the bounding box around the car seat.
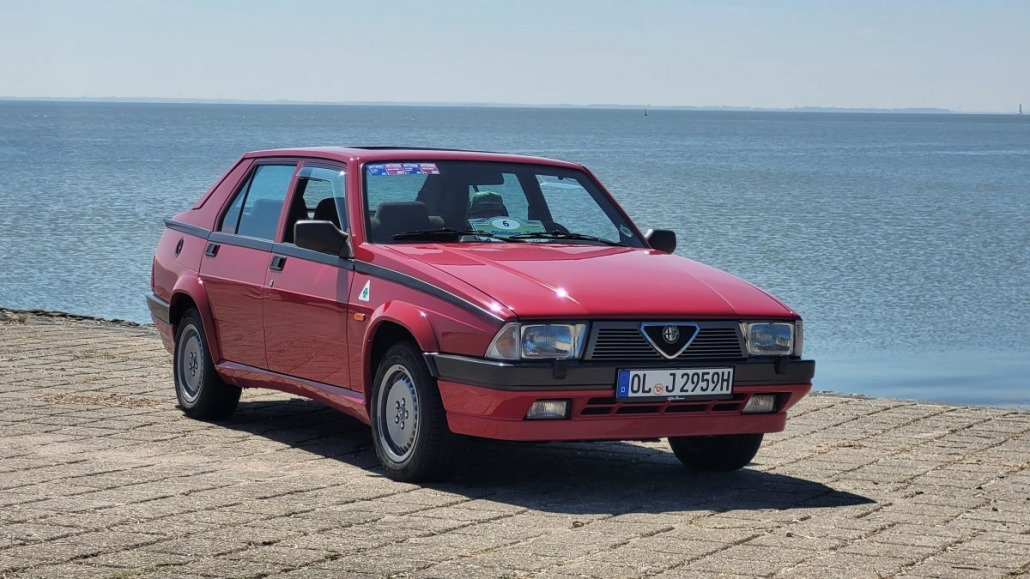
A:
[313,197,342,229]
[238,198,285,240]
[371,201,433,243]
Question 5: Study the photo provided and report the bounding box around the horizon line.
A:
[3,95,1023,115]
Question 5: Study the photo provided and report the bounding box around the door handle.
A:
[204,242,220,257]
[270,255,287,271]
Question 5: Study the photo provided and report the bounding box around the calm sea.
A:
[1,101,1027,407]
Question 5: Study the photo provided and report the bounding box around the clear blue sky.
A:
[1,0,1026,112]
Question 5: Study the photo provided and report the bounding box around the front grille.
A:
[585,321,744,361]
[579,394,748,416]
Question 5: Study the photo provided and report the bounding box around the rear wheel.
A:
[174,308,240,420]
[370,342,461,482]
[668,433,763,471]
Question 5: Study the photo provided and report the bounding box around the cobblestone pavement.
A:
[0,311,1028,578]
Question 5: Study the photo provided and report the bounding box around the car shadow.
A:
[220,399,874,515]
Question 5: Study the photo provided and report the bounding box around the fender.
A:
[365,300,441,353]
[170,276,224,364]
[362,300,440,391]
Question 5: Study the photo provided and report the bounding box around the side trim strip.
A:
[207,231,275,252]
[146,293,171,324]
[355,261,505,323]
[163,218,211,240]
[271,243,355,269]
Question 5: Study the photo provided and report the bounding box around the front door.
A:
[263,164,354,389]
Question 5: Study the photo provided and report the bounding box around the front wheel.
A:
[370,342,461,482]
[174,308,240,420]
[668,433,763,471]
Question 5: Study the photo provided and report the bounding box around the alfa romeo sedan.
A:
[148,147,814,481]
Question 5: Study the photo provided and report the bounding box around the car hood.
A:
[384,244,795,319]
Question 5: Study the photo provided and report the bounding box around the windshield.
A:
[363,160,645,247]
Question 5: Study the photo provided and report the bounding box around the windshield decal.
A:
[468,217,547,237]
[367,163,440,176]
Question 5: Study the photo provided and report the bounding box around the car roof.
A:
[244,146,584,169]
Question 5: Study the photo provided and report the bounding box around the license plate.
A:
[616,368,733,400]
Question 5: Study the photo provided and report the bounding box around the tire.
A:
[370,342,461,482]
[174,308,240,420]
[668,433,763,471]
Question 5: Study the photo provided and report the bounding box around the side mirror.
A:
[644,229,676,253]
[295,220,352,258]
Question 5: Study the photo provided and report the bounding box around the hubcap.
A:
[176,325,204,404]
[377,364,420,463]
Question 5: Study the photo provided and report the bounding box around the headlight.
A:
[486,323,588,361]
[741,322,796,357]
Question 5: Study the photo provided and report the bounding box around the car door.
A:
[263,163,354,389]
[200,162,298,369]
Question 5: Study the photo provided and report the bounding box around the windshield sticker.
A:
[469,217,547,237]
[619,225,634,238]
[367,163,440,176]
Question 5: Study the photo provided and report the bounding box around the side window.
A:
[283,166,347,243]
[219,164,296,240]
[538,177,620,242]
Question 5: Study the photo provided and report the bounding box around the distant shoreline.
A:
[0,96,976,115]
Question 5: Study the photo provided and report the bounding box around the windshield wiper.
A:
[392,228,526,242]
[506,230,626,246]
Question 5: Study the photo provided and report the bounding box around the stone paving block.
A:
[897,560,1010,578]
[1,540,107,565]
[802,552,912,576]
[146,536,251,558]
[0,554,33,574]
[775,563,893,578]
[316,550,436,576]
[7,561,130,578]
[553,558,659,577]
[659,525,761,545]
[174,556,290,577]
[680,553,799,577]
[406,560,512,579]
[276,530,380,555]
[227,544,334,568]
[84,547,194,569]
[930,549,1030,572]
[3,521,86,543]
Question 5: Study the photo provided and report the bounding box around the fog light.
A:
[526,399,570,420]
[742,394,777,414]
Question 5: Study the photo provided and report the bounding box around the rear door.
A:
[263,163,354,389]
[200,162,298,369]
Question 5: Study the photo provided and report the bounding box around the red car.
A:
[148,147,814,481]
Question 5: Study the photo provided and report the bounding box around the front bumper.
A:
[426,354,814,441]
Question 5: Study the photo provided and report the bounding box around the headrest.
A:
[313,197,341,227]
[376,201,430,224]
[468,191,507,216]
